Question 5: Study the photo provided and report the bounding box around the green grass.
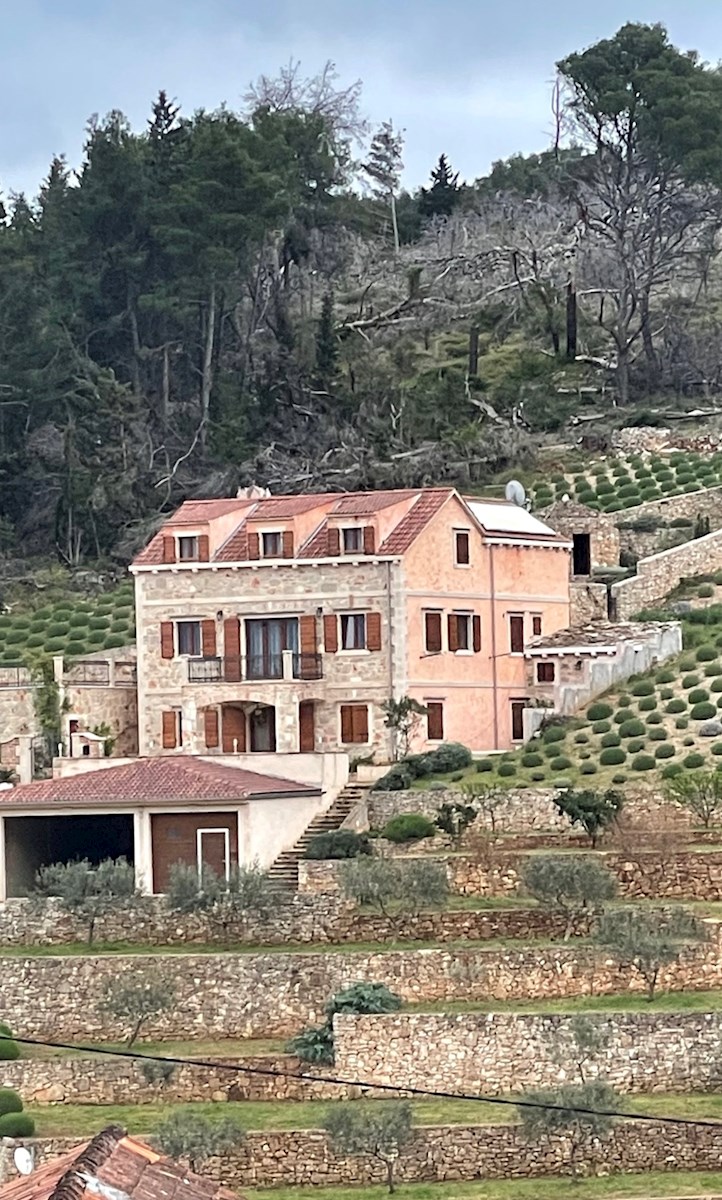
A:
[25,1092,722,1137]
[409,988,722,1015]
[245,1174,722,1200]
[0,582,134,663]
[24,1037,285,1060]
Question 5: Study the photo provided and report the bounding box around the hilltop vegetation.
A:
[3,23,722,566]
[0,582,134,665]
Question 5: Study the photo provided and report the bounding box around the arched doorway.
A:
[248,703,276,752]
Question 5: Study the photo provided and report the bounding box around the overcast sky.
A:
[3,1,722,199]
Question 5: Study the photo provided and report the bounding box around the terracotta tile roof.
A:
[0,1126,238,1200]
[329,490,419,515]
[215,523,249,563]
[251,495,342,518]
[0,756,315,809]
[525,620,676,654]
[378,489,454,554]
[171,500,253,523]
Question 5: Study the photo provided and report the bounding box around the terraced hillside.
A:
[527,450,722,513]
[0,581,135,664]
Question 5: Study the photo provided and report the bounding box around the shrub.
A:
[0,1113,35,1137]
[683,736,696,746]
[587,703,613,721]
[423,742,472,773]
[476,759,494,773]
[613,709,635,725]
[679,656,697,670]
[0,1024,19,1061]
[599,747,626,766]
[692,703,717,720]
[305,831,371,860]
[580,762,598,774]
[689,688,710,704]
[542,726,566,743]
[373,766,412,791]
[632,754,655,771]
[682,675,700,689]
[663,763,684,778]
[579,750,592,760]
[550,756,572,771]
[656,669,676,684]
[699,584,714,598]
[645,711,663,725]
[715,572,722,586]
[592,721,611,735]
[600,732,621,748]
[636,696,655,711]
[498,762,516,777]
[617,693,632,707]
[704,662,722,677]
[684,753,707,769]
[666,699,686,714]
[381,814,436,844]
[710,678,722,692]
[0,1089,22,1117]
[522,752,544,767]
[531,770,546,782]
[648,727,668,742]
[619,719,645,738]
[660,688,674,701]
[713,743,722,756]
[627,739,645,754]
[631,680,655,697]
[654,742,676,759]
[697,645,718,662]
[574,733,589,745]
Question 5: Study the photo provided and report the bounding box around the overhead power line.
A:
[4,1033,722,1131]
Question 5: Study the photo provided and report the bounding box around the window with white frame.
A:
[456,613,472,651]
[340,613,366,650]
[342,527,363,553]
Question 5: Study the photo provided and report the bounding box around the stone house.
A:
[130,488,571,758]
[0,755,320,899]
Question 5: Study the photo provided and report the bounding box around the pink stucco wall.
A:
[403,498,571,751]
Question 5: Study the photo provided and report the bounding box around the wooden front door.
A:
[222,706,246,753]
[150,812,238,893]
[299,700,315,753]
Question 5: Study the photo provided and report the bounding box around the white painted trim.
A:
[525,646,616,658]
[130,556,403,574]
[196,827,231,880]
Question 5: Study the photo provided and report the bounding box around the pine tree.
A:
[419,153,461,218]
[315,292,338,385]
[362,120,405,250]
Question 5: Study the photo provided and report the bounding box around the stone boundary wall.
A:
[300,848,722,902]
[333,1011,722,1095]
[14,1123,722,1188]
[2,928,722,1039]
[612,525,722,619]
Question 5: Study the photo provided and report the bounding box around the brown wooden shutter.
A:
[299,614,317,656]
[324,613,338,653]
[448,614,459,653]
[340,704,354,743]
[223,617,242,682]
[248,531,260,560]
[162,536,176,564]
[282,530,295,558]
[201,619,216,657]
[366,612,382,652]
[204,707,219,748]
[162,710,177,749]
[425,612,442,653]
[455,531,470,565]
[353,705,369,743]
[327,527,340,556]
[222,706,246,753]
[160,622,174,659]
[427,702,444,741]
[510,615,524,654]
[473,614,482,653]
[198,534,210,562]
[363,525,376,554]
[299,701,315,753]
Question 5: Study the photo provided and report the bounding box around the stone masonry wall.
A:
[3,929,722,1039]
[612,525,722,619]
[367,787,570,831]
[16,1123,722,1188]
[570,580,608,625]
[333,1011,722,1096]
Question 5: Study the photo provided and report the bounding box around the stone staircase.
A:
[268,780,372,891]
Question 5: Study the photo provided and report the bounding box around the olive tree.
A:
[549,1015,611,1084]
[518,1080,621,1178]
[98,975,176,1046]
[551,789,623,847]
[340,857,449,930]
[664,769,722,829]
[287,981,402,1065]
[324,1102,414,1193]
[33,857,139,945]
[594,906,707,1000]
[156,1112,245,1171]
[521,855,617,939]
[165,861,276,941]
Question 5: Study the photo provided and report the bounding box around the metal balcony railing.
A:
[188,652,322,684]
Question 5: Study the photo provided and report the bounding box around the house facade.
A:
[131,488,572,758]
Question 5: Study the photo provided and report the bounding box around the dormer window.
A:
[178,535,199,561]
[343,527,363,554]
[262,531,282,557]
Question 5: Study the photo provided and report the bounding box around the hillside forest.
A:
[4,22,722,567]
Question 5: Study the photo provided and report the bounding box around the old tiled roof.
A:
[0,1126,238,1200]
[0,756,315,808]
[525,620,677,654]
[378,489,453,554]
[537,500,609,521]
[329,490,420,515]
[171,499,254,523]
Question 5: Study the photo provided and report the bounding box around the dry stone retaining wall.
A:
[3,929,722,1040]
[333,1011,722,1095]
[612,525,722,618]
[14,1123,722,1187]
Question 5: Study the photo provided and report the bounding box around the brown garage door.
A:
[151,811,238,894]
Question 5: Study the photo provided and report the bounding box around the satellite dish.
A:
[505,480,526,507]
[14,1148,34,1176]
